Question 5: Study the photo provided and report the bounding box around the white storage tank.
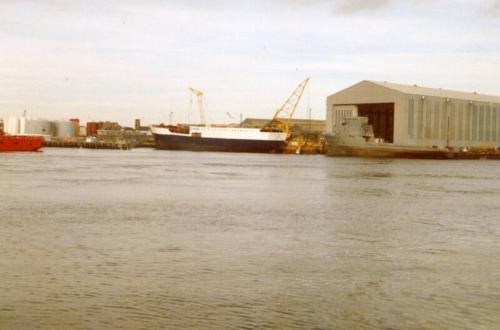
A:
[5,117,20,135]
[53,121,76,138]
[19,116,26,135]
[23,119,53,136]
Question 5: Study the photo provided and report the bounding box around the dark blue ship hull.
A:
[153,133,286,153]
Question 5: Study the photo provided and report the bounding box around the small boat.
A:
[0,132,44,152]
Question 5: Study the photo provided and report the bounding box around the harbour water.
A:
[1,148,499,329]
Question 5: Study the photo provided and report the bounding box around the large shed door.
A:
[357,103,394,143]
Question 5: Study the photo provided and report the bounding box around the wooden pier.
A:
[44,141,131,150]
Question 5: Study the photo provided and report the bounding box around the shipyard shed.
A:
[327,81,500,148]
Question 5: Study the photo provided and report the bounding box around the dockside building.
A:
[327,81,500,148]
[242,118,325,135]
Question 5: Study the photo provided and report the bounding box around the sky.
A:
[1,0,500,126]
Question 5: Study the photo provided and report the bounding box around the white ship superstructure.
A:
[152,126,286,141]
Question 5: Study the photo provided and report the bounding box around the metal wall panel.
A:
[492,105,497,143]
[449,103,455,142]
[433,101,440,140]
[408,98,415,138]
[417,99,424,139]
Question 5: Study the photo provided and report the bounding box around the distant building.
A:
[69,118,80,136]
[135,119,141,130]
[241,118,325,134]
[97,128,152,146]
[327,81,500,148]
[86,122,99,137]
[102,121,119,130]
[85,121,120,136]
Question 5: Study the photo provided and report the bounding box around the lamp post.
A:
[309,107,312,131]
[445,98,450,147]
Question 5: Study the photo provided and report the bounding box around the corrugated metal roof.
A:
[368,80,500,104]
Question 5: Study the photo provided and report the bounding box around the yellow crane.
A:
[188,86,206,126]
[262,77,310,136]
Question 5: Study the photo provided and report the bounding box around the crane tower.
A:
[188,87,207,126]
[261,77,310,136]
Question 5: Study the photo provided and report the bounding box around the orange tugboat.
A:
[0,132,44,152]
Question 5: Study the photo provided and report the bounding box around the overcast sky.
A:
[1,0,500,126]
